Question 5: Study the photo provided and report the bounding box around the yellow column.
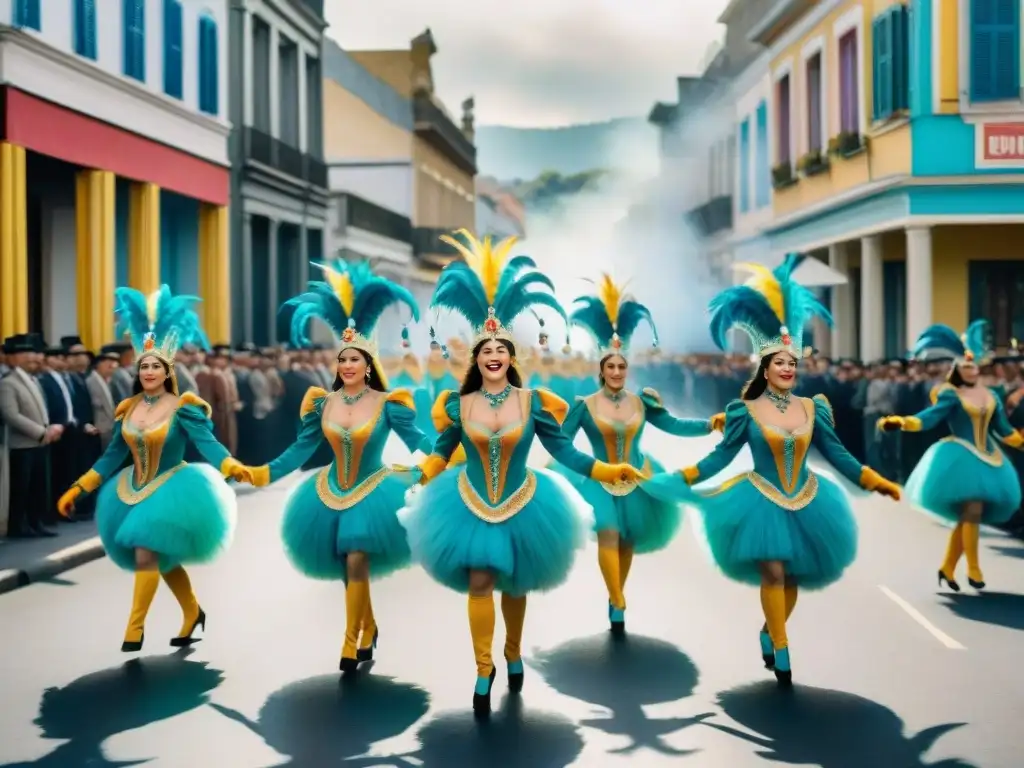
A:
[198,203,230,343]
[938,0,960,113]
[128,182,161,293]
[0,141,29,338]
[75,169,116,351]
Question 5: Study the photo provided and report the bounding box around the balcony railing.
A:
[339,194,412,244]
[297,0,324,17]
[412,227,463,259]
[244,127,328,189]
[412,94,477,174]
[686,195,733,237]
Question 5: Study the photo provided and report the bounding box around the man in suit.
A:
[87,346,120,450]
[0,335,60,538]
[110,343,135,404]
[174,345,199,395]
[38,345,82,523]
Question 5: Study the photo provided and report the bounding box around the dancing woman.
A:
[400,230,645,716]
[242,260,434,672]
[57,286,249,651]
[644,256,900,686]
[553,273,724,633]
[878,321,1024,591]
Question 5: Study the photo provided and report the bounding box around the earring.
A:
[365,368,371,381]
[510,357,517,366]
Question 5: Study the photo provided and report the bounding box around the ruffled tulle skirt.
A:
[400,467,588,595]
[549,456,682,553]
[905,438,1021,525]
[96,463,237,573]
[280,466,416,581]
[644,471,857,590]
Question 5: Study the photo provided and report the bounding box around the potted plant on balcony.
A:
[827,132,867,159]
[796,149,829,177]
[771,162,797,190]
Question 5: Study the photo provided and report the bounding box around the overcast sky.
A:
[324,1,729,128]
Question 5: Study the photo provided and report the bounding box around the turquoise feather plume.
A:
[114,285,209,358]
[912,320,990,361]
[569,274,658,354]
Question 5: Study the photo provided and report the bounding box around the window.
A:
[123,0,146,82]
[970,0,1020,102]
[73,0,97,59]
[163,0,183,98]
[777,74,792,164]
[872,5,909,121]
[839,30,859,132]
[806,52,823,151]
[13,0,41,30]
[739,118,750,213]
[755,100,770,207]
[198,14,219,115]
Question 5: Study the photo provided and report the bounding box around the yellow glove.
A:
[876,415,904,433]
[247,465,271,487]
[860,467,902,501]
[680,466,700,485]
[219,457,251,483]
[590,461,647,485]
[57,486,82,517]
[418,454,449,485]
[709,412,726,432]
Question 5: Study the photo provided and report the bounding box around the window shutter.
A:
[892,5,909,110]
[85,0,97,59]
[739,119,750,212]
[15,0,41,30]
[972,0,1021,101]
[164,0,183,98]
[872,18,881,120]
[877,13,893,118]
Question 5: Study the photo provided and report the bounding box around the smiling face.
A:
[958,360,980,385]
[766,351,798,391]
[336,347,370,387]
[601,354,628,390]
[137,355,169,393]
[476,340,512,385]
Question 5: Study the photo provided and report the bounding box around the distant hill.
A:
[474,117,659,181]
[496,169,609,213]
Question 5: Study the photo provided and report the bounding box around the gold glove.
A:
[709,413,726,432]
[590,461,646,485]
[680,466,700,485]
[876,415,904,432]
[248,465,271,487]
[418,454,449,485]
[220,457,251,483]
[860,467,902,501]
[57,486,82,517]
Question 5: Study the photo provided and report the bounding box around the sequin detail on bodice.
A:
[320,396,392,491]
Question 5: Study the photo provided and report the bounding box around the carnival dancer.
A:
[878,321,1024,591]
[643,256,901,687]
[400,230,645,716]
[242,260,434,672]
[552,274,725,633]
[57,286,248,652]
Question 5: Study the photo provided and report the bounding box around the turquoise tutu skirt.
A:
[549,457,681,553]
[96,463,237,573]
[281,466,415,581]
[905,438,1021,525]
[400,467,588,595]
[644,471,857,590]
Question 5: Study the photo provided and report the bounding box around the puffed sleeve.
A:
[680,399,749,484]
[261,386,328,483]
[419,390,463,481]
[71,398,135,493]
[384,388,433,453]
[531,388,597,477]
[175,392,235,473]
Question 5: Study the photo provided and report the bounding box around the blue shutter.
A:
[14,0,41,30]
[74,0,97,59]
[123,0,145,81]
[891,6,910,110]
[871,18,881,119]
[970,0,1020,102]
[163,0,183,99]
[755,101,769,207]
[876,13,893,119]
[739,119,750,213]
[198,16,219,115]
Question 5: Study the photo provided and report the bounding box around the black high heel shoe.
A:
[938,570,961,592]
[339,655,359,673]
[170,608,206,647]
[121,633,144,653]
[968,577,986,590]
[357,629,379,662]
[473,668,497,718]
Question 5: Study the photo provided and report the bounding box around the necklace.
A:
[604,387,627,408]
[340,388,370,406]
[481,384,512,409]
[765,388,791,413]
[142,393,161,407]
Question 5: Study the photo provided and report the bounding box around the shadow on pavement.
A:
[209,664,429,767]
[705,681,974,767]
[0,648,223,767]
[939,591,1024,632]
[991,545,1024,561]
[529,632,711,756]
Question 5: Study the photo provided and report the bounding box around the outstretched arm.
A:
[640,388,716,437]
[878,385,958,433]
[990,397,1024,449]
[812,395,900,498]
[678,400,748,484]
[175,394,239,475]
[384,390,434,454]
[249,387,327,485]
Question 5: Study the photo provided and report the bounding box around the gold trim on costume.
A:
[116,462,186,505]
[457,469,537,523]
[938,436,1004,466]
[702,471,819,511]
[315,466,392,510]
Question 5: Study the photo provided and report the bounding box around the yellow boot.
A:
[598,545,626,634]
[162,566,205,647]
[358,592,378,662]
[123,571,160,652]
[939,523,964,590]
[468,593,496,714]
[501,593,527,692]
[962,522,985,588]
[760,583,791,686]
[340,580,370,672]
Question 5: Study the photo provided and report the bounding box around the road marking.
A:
[878,585,966,650]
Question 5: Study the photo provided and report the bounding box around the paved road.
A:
[1,429,1022,767]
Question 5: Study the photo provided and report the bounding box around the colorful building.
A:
[754,0,1024,361]
[0,0,231,348]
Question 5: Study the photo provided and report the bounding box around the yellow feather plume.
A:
[733,262,785,323]
[145,290,160,324]
[318,265,355,316]
[439,228,517,305]
[594,273,625,326]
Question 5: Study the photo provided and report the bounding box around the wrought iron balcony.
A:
[338,194,412,244]
[686,195,733,238]
[412,94,477,174]
[304,156,328,189]
[243,127,328,189]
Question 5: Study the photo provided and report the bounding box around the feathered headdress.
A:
[708,254,832,359]
[114,285,209,364]
[912,320,991,364]
[279,259,420,361]
[430,229,567,349]
[570,273,658,359]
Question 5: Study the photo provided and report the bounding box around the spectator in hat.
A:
[88,345,121,450]
[110,343,135,403]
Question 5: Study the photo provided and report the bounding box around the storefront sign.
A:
[977,122,1024,168]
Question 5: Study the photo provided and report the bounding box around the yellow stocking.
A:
[162,566,201,638]
[961,522,983,582]
[759,584,788,650]
[941,523,964,579]
[125,571,160,643]
[359,593,377,651]
[501,594,527,663]
[784,584,798,619]
[342,580,370,659]
[619,547,634,590]
[468,594,495,677]
[598,546,626,610]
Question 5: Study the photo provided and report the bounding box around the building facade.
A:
[347,29,477,283]
[475,177,526,240]
[0,0,232,348]
[228,0,329,346]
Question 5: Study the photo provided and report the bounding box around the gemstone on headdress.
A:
[611,334,622,350]
[484,307,500,334]
[780,325,792,347]
[964,350,975,362]
[341,326,356,343]
[143,334,155,351]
